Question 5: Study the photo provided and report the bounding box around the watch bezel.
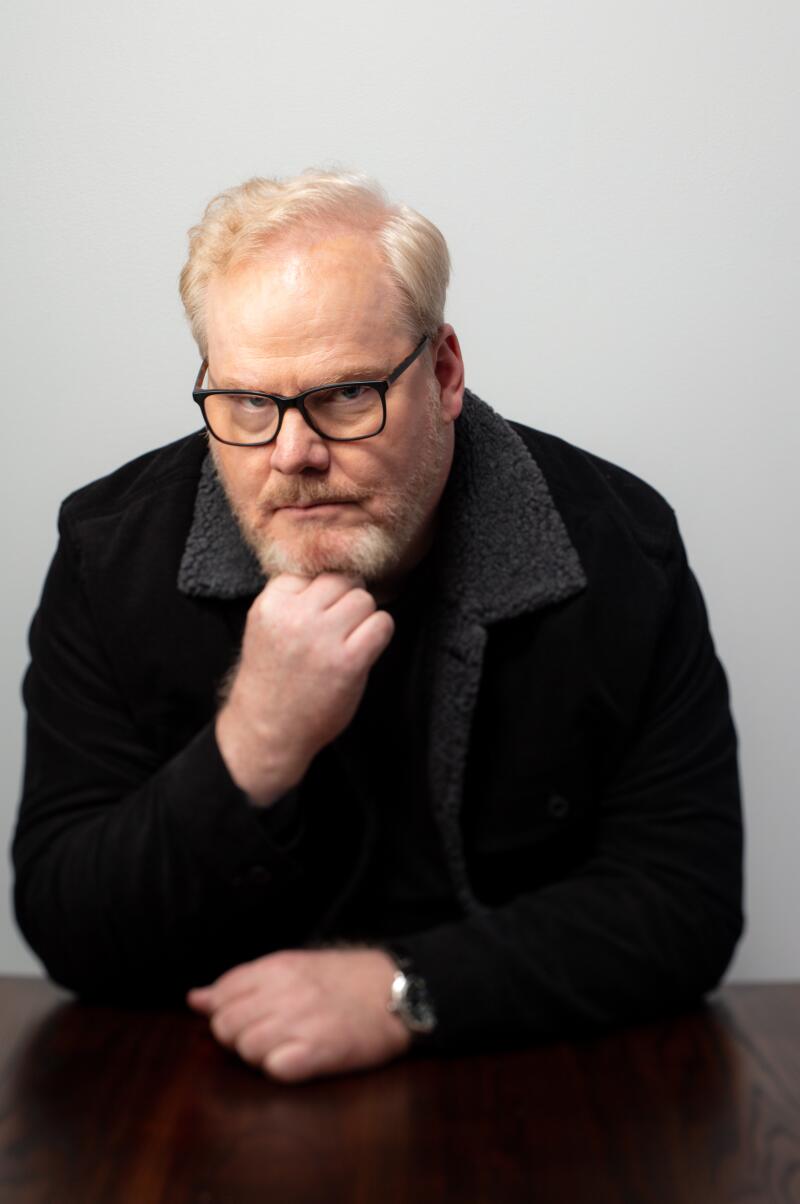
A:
[388,968,438,1035]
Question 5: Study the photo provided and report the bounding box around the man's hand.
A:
[186,947,412,1083]
[216,572,395,806]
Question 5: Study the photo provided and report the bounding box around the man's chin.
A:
[247,522,400,583]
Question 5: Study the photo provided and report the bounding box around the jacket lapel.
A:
[424,390,588,914]
[177,452,264,599]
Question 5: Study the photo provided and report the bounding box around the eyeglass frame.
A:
[192,334,430,447]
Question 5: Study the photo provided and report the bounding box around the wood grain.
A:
[1,977,799,1203]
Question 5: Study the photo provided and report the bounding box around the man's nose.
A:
[269,407,330,474]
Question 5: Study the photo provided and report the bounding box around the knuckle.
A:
[218,967,247,992]
[297,981,323,1013]
[268,572,309,593]
[376,608,395,633]
[247,600,274,634]
[251,587,274,616]
[350,587,376,610]
[267,949,305,985]
[264,1043,313,1083]
[235,1029,262,1063]
[210,1012,231,1043]
[373,612,396,647]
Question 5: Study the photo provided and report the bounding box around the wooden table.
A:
[1,976,799,1203]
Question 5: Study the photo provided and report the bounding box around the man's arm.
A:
[12,510,392,1001]
[384,517,744,1050]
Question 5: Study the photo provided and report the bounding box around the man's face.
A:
[204,229,463,597]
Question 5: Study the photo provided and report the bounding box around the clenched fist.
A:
[186,946,412,1084]
[216,572,395,805]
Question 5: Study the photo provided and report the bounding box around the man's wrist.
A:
[214,706,306,807]
[384,950,438,1038]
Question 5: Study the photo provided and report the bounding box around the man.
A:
[12,169,744,1085]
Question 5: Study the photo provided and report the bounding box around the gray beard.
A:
[208,400,450,590]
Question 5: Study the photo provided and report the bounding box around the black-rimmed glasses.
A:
[192,335,429,446]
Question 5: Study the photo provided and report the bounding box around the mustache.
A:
[264,485,366,508]
[209,448,369,512]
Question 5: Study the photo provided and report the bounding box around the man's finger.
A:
[187,966,259,1013]
[323,587,378,639]
[266,573,314,594]
[302,572,367,609]
[344,609,395,663]
[232,1013,287,1063]
[264,1039,316,1083]
[211,994,278,1047]
[186,986,214,1012]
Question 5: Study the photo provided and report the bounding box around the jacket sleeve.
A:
[383,516,745,1052]
[11,509,361,1003]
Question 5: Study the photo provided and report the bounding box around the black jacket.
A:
[11,389,744,1052]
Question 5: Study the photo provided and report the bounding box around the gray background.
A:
[2,1,797,981]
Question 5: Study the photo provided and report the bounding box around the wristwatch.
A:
[386,956,437,1036]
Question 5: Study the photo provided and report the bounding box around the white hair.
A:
[179,168,451,359]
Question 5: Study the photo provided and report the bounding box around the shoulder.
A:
[53,433,210,597]
[486,410,698,654]
[58,430,209,531]
[504,415,678,563]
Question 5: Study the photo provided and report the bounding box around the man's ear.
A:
[431,324,465,423]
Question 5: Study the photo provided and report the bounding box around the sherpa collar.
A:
[177,388,587,624]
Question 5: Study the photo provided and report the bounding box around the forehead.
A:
[205,230,408,388]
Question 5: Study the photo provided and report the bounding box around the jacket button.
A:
[547,793,570,820]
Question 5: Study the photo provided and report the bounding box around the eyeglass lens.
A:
[203,383,384,444]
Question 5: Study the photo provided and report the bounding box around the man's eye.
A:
[335,385,369,402]
[239,394,270,411]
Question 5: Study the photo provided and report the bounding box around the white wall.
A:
[2,0,798,980]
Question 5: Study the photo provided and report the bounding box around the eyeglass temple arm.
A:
[386,335,429,384]
[194,359,209,391]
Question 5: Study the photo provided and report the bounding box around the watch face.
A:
[403,974,437,1033]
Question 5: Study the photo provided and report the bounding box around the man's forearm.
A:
[13,719,363,1001]
[215,703,307,808]
[385,833,742,1053]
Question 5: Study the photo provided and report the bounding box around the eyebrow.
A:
[210,364,389,392]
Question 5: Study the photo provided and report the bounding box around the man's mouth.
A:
[274,500,360,518]
[278,500,352,510]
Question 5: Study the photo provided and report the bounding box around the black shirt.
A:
[257,545,461,946]
[331,547,461,942]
